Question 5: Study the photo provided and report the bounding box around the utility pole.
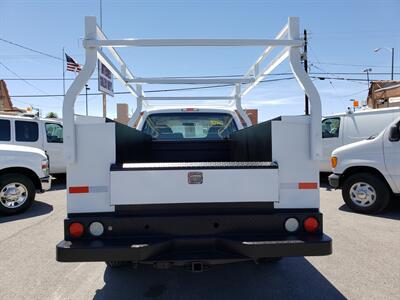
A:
[85,84,90,116]
[62,47,65,96]
[374,47,395,80]
[391,47,394,80]
[363,68,372,87]
[303,29,309,115]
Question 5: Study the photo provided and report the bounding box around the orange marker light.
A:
[331,156,338,168]
[69,186,89,194]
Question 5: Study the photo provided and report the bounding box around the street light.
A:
[374,47,395,80]
[363,68,372,86]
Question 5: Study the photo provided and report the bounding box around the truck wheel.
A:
[342,173,390,214]
[0,174,36,215]
[105,261,129,268]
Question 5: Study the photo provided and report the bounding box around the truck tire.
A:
[342,173,390,214]
[0,173,36,215]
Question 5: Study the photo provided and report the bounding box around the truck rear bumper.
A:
[56,234,332,264]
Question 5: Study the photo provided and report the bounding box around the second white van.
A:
[320,107,400,172]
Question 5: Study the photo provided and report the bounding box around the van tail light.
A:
[303,217,319,233]
[41,159,49,175]
[69,222,84,238]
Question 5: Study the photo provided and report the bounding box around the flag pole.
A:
[62,47,66,97]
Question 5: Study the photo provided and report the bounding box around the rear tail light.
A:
[89,222,104,236]
[284,218,299,232]
[41,159,49,175]
[303,217,319,233]
[69,222,84,238]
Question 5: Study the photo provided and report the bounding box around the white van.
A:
[0,114,65,174]
[329,117,400,213]
[320,107,400,172]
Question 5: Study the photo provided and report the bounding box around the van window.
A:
[45,123,63,143]
[0,119,11,141]
[322,117,340,138]
[15,121,39,142]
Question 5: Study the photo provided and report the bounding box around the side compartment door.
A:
[44,122,65,173]
[321,117,342,171]
[383,121,400,192]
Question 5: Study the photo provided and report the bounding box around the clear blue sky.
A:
[1,0,399,121]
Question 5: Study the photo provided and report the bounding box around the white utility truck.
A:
[56,16,332,269]
[0,114,65,174]
[329,117,400,214]
[321,107,400,172]
[0,144,51,215]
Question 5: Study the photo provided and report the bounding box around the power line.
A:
[0,61,51,95]
[0,37,62,61]
[310,61,400,69]
[8,75,374,99]
[8,77,294,98]
[2,72,399,82]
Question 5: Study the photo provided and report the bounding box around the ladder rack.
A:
[63,16,322,164]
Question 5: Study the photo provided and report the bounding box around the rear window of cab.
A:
[142,112,238,140]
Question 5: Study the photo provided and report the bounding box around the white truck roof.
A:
[0,113,62,124]
[324,107,400,118]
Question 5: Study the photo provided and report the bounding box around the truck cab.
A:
[329,117,400,213]
[136,106,243,140]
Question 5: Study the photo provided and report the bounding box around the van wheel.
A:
[342,173,390,214]
[0,174,36,215]
[105,261,129,268]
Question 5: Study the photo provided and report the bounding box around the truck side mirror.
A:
[389,123,400,142]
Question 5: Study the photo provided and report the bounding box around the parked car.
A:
[0,144,51,215]
[329,117,400,213]
[0,113,65,174]
[320,107,400,172]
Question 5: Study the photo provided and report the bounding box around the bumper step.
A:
[56,234,332,263]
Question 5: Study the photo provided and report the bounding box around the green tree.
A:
[46,112,58,119]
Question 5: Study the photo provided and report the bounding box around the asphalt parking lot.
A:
[0,178,399,300]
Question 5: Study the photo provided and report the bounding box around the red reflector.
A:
[69,186,89,194]
[69,222,84,238]
[303,217,319,233]
[298,182,318,189]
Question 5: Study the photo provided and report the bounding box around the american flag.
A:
[65,53,82,72]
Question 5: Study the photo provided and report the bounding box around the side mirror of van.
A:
[389,123,400,142]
